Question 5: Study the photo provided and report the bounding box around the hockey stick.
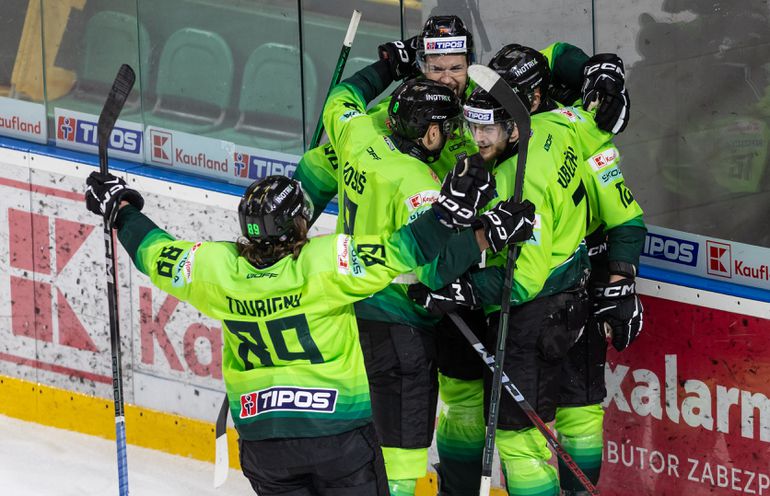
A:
[97,63,136,496]
[467,63,531,496]
[213,395,230,487]
[309,10,362,149]
[447,312,600,495]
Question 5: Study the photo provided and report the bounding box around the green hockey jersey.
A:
[115,204,451,441]
[321,77,466,329]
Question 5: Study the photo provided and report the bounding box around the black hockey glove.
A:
[408,275,477,317]
[593,278,643,351]
[432,153,495,229]
[474,199,535,253]
[85,171,144,220]
[581,53,630,135]
[378,36,419,81]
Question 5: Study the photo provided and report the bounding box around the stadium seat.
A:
[149,27,234,134]
[213,42,316,154]
[54,10,150,116]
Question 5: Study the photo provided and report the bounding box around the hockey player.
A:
[83,166,522,496]
[489,45,646,496]
[294,14,628,217]
[319,53,534,496]
[425,45,644,496]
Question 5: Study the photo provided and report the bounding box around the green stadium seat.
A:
[54,10,150,117]
[213,42,316,155]
[148,27,234,134]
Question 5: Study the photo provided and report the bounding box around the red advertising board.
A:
[601,295,770,495]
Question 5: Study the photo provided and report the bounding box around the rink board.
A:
[1,143,770,495]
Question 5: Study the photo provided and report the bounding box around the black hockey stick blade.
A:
[214,395,230,487]
[98,64,136,174]
[467,64,530,203]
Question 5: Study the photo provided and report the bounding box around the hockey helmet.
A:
[388,79,462,141]
[238,175,313,244]
[417,15,475,69]
[488,44,551,109]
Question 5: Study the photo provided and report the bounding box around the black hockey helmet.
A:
[388,79,462,141]
[463,86,514,130]
[238,175,313,244]
[488,44,551,109]
[417,15,475,68]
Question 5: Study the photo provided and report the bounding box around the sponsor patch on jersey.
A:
[598,165,623,186]
[171,242,201,287]
[239,386,338,418]
[552,107,584,122]
[526,213,542,246]
[405,190,440,211]
[423,36,467,54]
[349,239,366,277]
[340,110,362,122]
[336,234,351,274]
[588,147,619,172]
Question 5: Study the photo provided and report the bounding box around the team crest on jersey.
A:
[239,386,338,418]
[405,190,440,211]
[172,242,201,287]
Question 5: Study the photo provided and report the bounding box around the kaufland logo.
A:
[707,240,731,277]
[707,240,770,280]
[233,151,297,179]
[150,130,173,165]
[56,115,141,154]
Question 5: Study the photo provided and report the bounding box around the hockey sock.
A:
[382,447,426,496]
[435,375,485,495]
[497,427,559,496]
[388,479,417,496]
[554,404,604,491]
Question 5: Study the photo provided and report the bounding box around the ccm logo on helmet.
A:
[424,36,467,54]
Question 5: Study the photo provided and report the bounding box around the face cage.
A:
[467,119,515,146]
[441,115,466,139]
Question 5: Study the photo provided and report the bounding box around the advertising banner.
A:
[0,97,47,144]
[601,295,770,495]
[54,108,144,163]
[643,225,770,292]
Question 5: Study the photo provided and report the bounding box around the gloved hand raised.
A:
[593,277,643,351]
[581,53,630,135]
[475,199,535,253]
[432,153,495,229]
[408,274,477,317]
[85,171,144,220]
[378,36,420,81]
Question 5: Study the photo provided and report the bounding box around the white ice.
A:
[0,414,253,496]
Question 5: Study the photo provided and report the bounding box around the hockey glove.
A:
[593,278,643,351]
[581,53,630,135]
[475,199,535,253]
[85,171,144,220]
[378,36,419,81]
[408,275,477,317]
[432,153,495,229]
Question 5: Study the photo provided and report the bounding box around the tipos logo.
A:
[707,240,731,278]
[239,386,338,418]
